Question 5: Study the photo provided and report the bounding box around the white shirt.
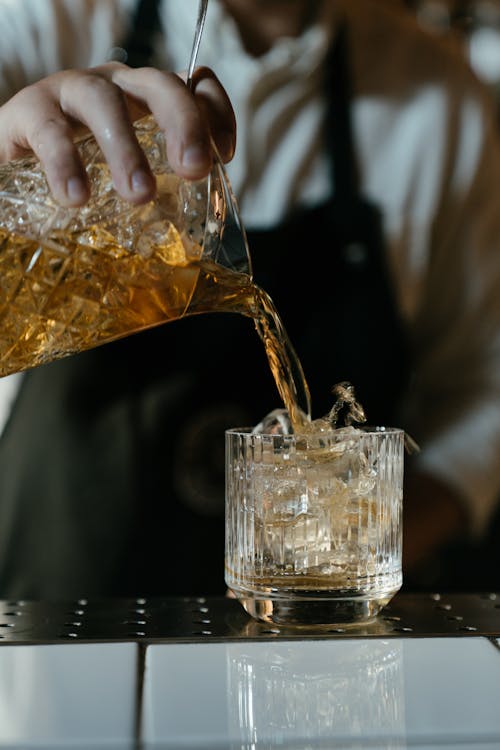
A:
[1,0,500,534]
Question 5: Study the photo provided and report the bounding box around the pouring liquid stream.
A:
[0,221,312,429]
[0,0,312,433]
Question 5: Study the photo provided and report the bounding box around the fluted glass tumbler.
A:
[225,426,404,626]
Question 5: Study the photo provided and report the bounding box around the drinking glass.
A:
[225,425,404,626]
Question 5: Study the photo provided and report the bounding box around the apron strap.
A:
[324,21,360,205]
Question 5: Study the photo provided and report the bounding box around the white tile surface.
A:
[0,636,496,747]
[0,643,137,746]
[143,642,230,745]
[403,637,500,742]
[143,637,500,747]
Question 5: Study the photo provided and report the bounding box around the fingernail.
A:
[182,142,208,169]
[66,176,87,203]
[131,169,154,194]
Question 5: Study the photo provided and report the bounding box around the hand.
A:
[0,63,236,207]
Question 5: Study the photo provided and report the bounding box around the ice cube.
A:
[252,382,366,437]
[252,408,293,435]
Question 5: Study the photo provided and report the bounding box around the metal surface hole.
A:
[64,621,82,627]
[193,619,211,625]
[436,604,452,611]
[3,611,22,617]
[447,615,464,621]
[136,598,147,605]
[192,630,212,636]
[196,597,207,604]
[123,619,147,626]
[481,593,497,600]
[383,616,402,622]
[327,628,347,634]
[191,606,210,614]
[0,623,15,628]
[430,593,442,601]
[128,632,146,638]
[132,609,146,615]
[69,610,85,617]
[61,633,79,639]
[459,625,478,632]
[260,628,281,634]
[393,626,414,632]
[77,599,88,606]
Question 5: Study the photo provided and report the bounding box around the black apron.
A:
[0,7,410,599]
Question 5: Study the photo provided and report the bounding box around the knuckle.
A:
[91,61,129,75]
[30,115,72,143]
[76,72,117,98]
[142,67,195,96]
[22,112,78,164]
[142,67,182,90]
[59,70,123,111]
[115,64,167,84]
[8,80,46,110]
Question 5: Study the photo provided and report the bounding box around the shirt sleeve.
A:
[0,0,136,103]
[403,82,500,536]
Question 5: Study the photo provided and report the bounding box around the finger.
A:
[111,66,221,179]
[33,115,91,206]
[188,67,236,163]
[59,71,156,204]
[0,86,90,206]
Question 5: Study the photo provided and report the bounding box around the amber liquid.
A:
[0,223,311,426]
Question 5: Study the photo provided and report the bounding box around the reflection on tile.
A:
[403,637,500,741]
[143,638,500,748]
[143,639,404,746]
[226,638,405,746]
[0,643,136,746]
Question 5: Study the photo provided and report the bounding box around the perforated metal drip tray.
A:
[0,593,499,644]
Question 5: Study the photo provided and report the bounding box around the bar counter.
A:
[0,592,499,748]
